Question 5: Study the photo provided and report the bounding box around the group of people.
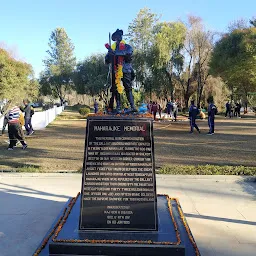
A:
[1,99,34,150]
[146,98,218,135]
[189,98,218,135]
[225,100,241,118]
[147,100,178,121]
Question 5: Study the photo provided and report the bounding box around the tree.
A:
[149,21,186,100]
[128,8,187,100]
[0,48,38,112]
[128,8,159,96]
[40,28,76,104]
[228,18,249,32]
[193,28,215,106]
[73,54,109,104]
[178,16,215,108]
[162,16,216,109]
[210,27,256,102]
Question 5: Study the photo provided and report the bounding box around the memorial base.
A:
[34,194,200,256]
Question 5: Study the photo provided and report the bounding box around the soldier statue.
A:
[105,29,136,113]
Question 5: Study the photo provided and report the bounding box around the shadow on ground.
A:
[0,186,68,256]
[236,178,256,201]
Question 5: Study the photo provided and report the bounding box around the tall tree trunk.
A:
[185,78,191,109]
[166,70,174,101]
[197,70,202,107]
[198,84,204,108]
[184,55,193,109]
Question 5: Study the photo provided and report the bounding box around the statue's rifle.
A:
[102,33,112,107]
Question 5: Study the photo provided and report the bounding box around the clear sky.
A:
[0,0,255,77]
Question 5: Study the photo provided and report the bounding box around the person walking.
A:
[166,100,173,119]
[6,105,27,150]
[207,97,218,135]
[151,102,158,121]
[147,101,153,114]
[225,101,231,118]
[22,99,34,135]
[1,108,24,147]
[189,100,200,133]
[94,99,99,114]
[173,100,178,121]
[236,102,241,118]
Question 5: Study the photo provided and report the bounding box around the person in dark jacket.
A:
[207,97,218,135]
[225,101,231,118]
[166,100,173,118]
[236,102,241,118]
[22,99,34,135]
[94,99,99,114]
[189,100,200,133]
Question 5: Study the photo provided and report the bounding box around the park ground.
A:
[0,108,256,172]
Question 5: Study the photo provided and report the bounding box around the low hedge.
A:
[158,164,256,175]
[79,107,90,116]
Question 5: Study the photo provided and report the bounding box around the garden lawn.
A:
[0,110,255,172]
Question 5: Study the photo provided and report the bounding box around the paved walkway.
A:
[0,174,255,256]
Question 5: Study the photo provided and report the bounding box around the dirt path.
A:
[0,111,255,171]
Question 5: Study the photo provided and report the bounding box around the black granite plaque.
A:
[79,116,158,231]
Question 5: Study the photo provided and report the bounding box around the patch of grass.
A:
[158,164,256,175]
[76,167,83,173]
[66,104,92,112]
[13,164,43,173]
[55,113,84,120]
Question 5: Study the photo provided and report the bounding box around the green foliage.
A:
[120,89,142,108]
[128,8,159,89]
[40,28,76,104]
[78,107,90,116]
[68,103,91,111]
[74,54,108,97]
[153,22,186,67]
[44,28,76,75]
[128,11,215,107]
[133,90,143,106]
[0,48,38,108]
[1,164,42,173]
[128,8,186,99]
[158,164,256,175]
[128,7,159,51]
[210,27,256,99]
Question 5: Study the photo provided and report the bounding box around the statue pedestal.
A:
[34,116,200,256]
